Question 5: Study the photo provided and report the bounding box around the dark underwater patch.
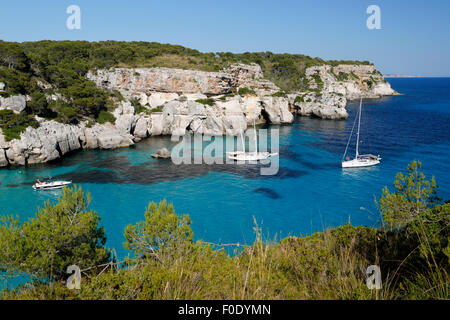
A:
[279,146,324,170]
[91,155,131,171]
[279,147,302,162]
[253,187,281,199]
[55,169,123,184]
[48,156,306,185]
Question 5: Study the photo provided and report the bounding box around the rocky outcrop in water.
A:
[151,147,171,159]
[0,63,396,167]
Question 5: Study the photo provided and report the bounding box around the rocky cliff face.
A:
[88,68,234,96]
[86,63,279,100]
[0,63,396,167]
[305,64,396,99]
[288,64,397,119]
[0,94,27,113]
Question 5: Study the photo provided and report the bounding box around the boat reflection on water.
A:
[340,164,380,179]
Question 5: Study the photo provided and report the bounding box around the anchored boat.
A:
[227,119,278,161]
[342,98,381,168]
[32,179,72,190]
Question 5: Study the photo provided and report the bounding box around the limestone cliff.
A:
[289,64,397,119]
[0,63,396,167]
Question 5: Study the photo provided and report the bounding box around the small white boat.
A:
[227,150,278,161]
[227,119,278,161]
[342,98,381,168]
[32,180,72,190]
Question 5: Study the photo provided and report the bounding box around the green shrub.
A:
[124,200,193,263]
[363,79,373,88]
[238,87,256,95]
[269,91,287,97]
[332,71,349,82]
[310,74,324,88]
[151,107,163,112]
[48,100,77,124]
[26,90,52,116]
[294,95,305,103]
[96,110,116,124]
[219,93,235,101]
[130,98,148,114]
[112,90,124,101]
[195,98,215,106]
[350,72,359,80]
[0,67,31,95]
[0,186,110,281]
[0,109,39,141]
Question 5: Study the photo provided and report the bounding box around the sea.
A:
[1,78,449,288]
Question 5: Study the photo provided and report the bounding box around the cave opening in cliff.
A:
[260,108,271,124]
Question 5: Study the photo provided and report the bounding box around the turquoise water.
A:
[1,78,449,271]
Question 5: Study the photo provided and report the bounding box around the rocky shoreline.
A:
[0,63,397,167]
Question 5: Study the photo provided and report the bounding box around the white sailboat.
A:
[227,119,278,161]
[342,98,381,168]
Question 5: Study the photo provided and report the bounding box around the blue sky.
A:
[1,0,449,76]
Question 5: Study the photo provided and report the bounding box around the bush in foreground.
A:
[0,186,110,282]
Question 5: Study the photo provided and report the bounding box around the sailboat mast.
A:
[253,118,258,154]
[238,121,245,152]
[355,98,362,158]
[240,129,245,152]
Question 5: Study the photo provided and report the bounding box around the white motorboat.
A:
[32,180,72,190]
[342,98,381,168]
[227,119,278,161]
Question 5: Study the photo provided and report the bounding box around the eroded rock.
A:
[0,94,27,113]
[151,147,171,159]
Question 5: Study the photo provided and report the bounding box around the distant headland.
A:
[384,74,430,78]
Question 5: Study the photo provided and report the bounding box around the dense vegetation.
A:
[0,109,39,141]
[0,40,374,139]
[0,186,110,281]
[0,161,448,300]
[0,40,373,102]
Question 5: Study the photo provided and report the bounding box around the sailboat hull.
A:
[342,158,380,168]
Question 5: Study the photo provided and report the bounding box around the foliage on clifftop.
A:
[0,41,112,125]
[0,161,448,300]
[0,40,375,139]
[1,40,373,102]
[0,109,39,141]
